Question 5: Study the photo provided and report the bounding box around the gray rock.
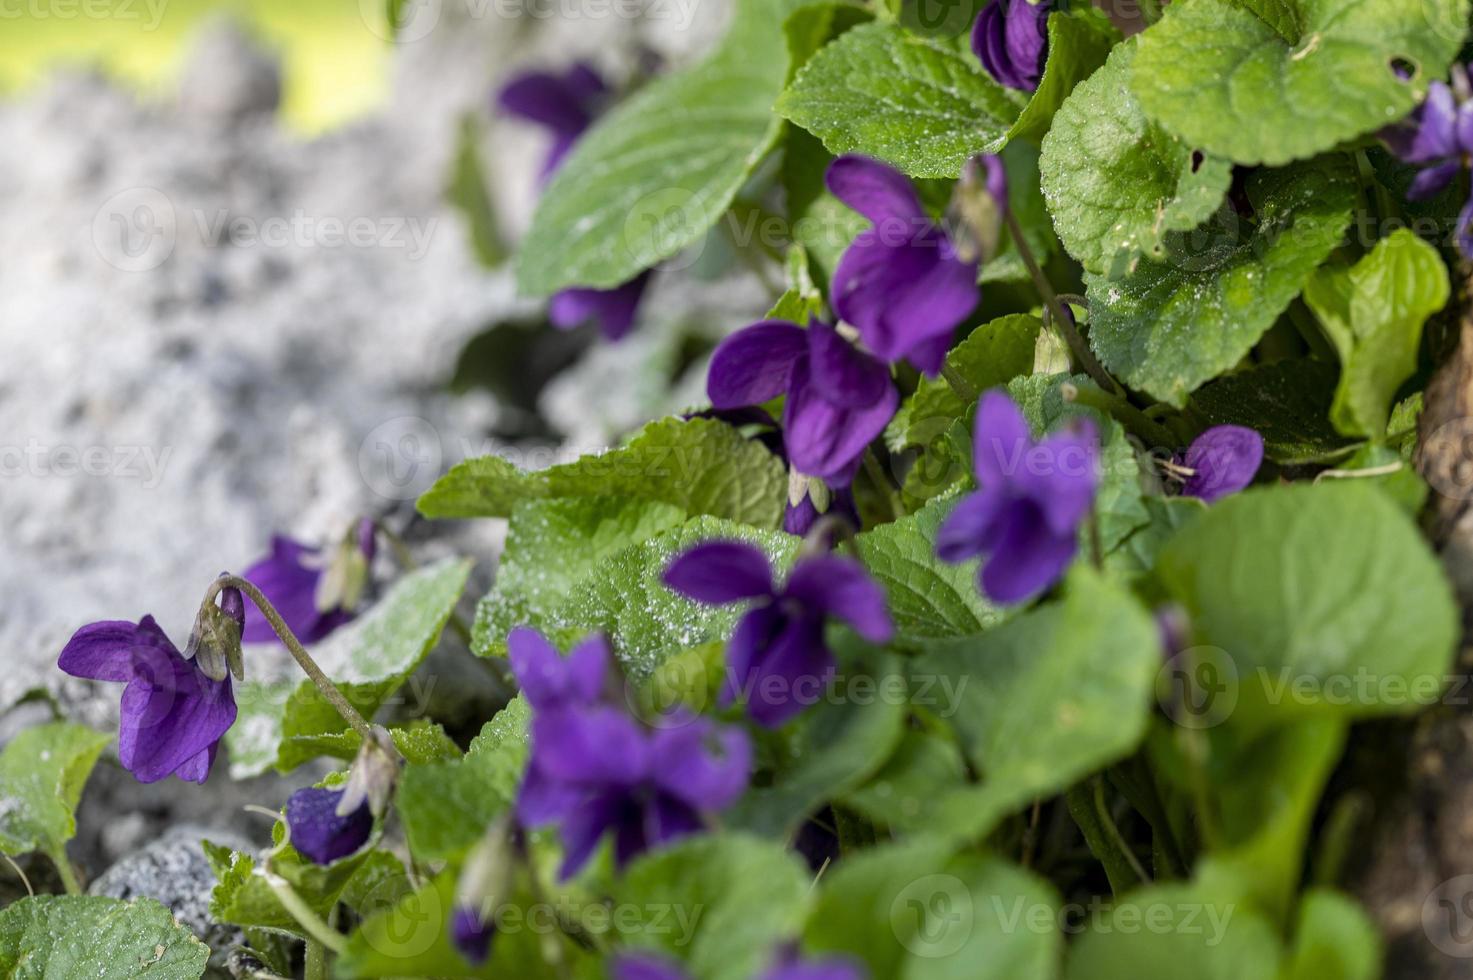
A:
[177,19,282,123]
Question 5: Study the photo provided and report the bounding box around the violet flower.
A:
[1178,425,1263,502]
[496,62,607,178]
[828,156,980,375]
[285,786,373,865]
[663,542,894,727]
[58,599,241,784]
[936,390,1099,604]
[509,628,751,880]
[708,319,898,484]
[972,0,1051,92]
[1382,67,1473,255]
[497,61,652,341]
[240,519,375,646]
[784,482,858,537]
[450,905,497,965]
[760,947,867,980]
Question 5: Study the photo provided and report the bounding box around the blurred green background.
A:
[0,0,388,131]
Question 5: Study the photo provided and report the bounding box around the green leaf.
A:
[982,141,1062,285]
[0,722,109,861]
[446,114,504,268]
[547,517,798,683]
[778,21,1022,178]
[842,729,969,830]
[1041,40,1234,278]
[1281,889,1383,980]
[225,558,472,778]
[728,646,908,837]
[904,314,1041,450]
[1188,359,1355,464]
[1130,0,1469,166]
[1303,228,1450,437]
[398,699,529,862]
[472,496,687,659]
[1062,883,1281,979]
[1105,495,1208,579]
[418,417,787,529]
[805,839,1061,979]
[1086,158,1357,405]
[515,0,807,294]
[910,568,1160,840]
[275,719,463,770]
[0,895,209,978]
[853,496,1005,640]
[1157,482,1458,726]
[614,834,811,980]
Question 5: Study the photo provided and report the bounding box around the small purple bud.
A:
[220,585,245,631]
[285,787,373,865]
[450,904,497,965]
[972,0,1051,93]
[1155,604,1191,660]
[1180,425,1263,502]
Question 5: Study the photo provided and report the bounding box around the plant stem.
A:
[204,576,377,744]
[264,872,347,956]
[1004,209,1118,395]
[49,849,80,895]
[304,939,327,980]
[862,449,904,523]
[1093,777,1151,886]
[941,362,978,404]
[1061,381,1178,451]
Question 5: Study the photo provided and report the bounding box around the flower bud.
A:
[315,521,374,616]
[335,725,400,819]
[948,154,1008,266]
[188,580,245,682]
[451,818,515,964]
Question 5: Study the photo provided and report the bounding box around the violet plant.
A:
[12,0,1473,977]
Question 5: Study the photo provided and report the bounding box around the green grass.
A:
[0,0,391,132]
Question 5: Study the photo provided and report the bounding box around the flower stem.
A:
[49,848,80,895]
[940,362,978,404]
[862,449,904,523]
[1004,209,1119,395]
[264,871,347,956]
[1060,381,1178,451]
[205,575,377,744]
[304,939,327,980]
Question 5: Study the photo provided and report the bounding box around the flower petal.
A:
[614,952,693,980]
[807,321,892,408]
[285,787,374,865]
[935,486,1008,563]
[971,390,1032,488]
[1023,422,1100,534]
[508,627,609,709]
[118,633,236,783]
[707,320,808,408]
[649,717,751,810]
[531,706,650,786]
[1182,425,1263,502]
[1407,160,1460,201]
[979,500,1077,604]
[727,613,832,728]
[663,541,774,604]
[58,619,148,683]
[1384,80,1460,164]
[783,357,898,481]
[557,789,626,880]
[784,556,894,643]
[241,536,339,645]
[496,68,599,141]
[824,154,927,224]
[549,272,651,342]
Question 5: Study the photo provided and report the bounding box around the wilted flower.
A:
[1177,425,1263,502]
[284,786,373,865]
[1382,66,1473,255]
[240,520,376,646]
[936,390,1099,604]
[663,541,894,727]
[497,61,651,341]
[707,320,898,484]
[509,628,751,880]
[58,600,240,784]
[496,61,608,178]
[972,0,1051,92]
[828,156,981,375]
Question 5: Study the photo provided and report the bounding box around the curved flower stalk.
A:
[937,390,1100,604]
[1382,65,1473,256]
[509,628,751,880]
[241,518,377,646]
[663,541,894,727]
[497,61,652,340]
[972,0,1052,92]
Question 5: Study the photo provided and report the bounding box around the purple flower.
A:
[1382,69,1473,255]
[284,786,373,865]
[58,609,239,784]
[759,947,867,980]
[663,542,894,727]
[784,482,858,536]
[936,390,1099,604]
[1155,603,1191,660]
[1179,425,1263,502]
[548,270,653,342]
[613,952,693,980]
[450,905,497,965]
[972,0,1051,92]
[496,61,608,178]
[827,156,980,375]
[240,520,375,646]
[708,319,899,483]
[509,628,751,880]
